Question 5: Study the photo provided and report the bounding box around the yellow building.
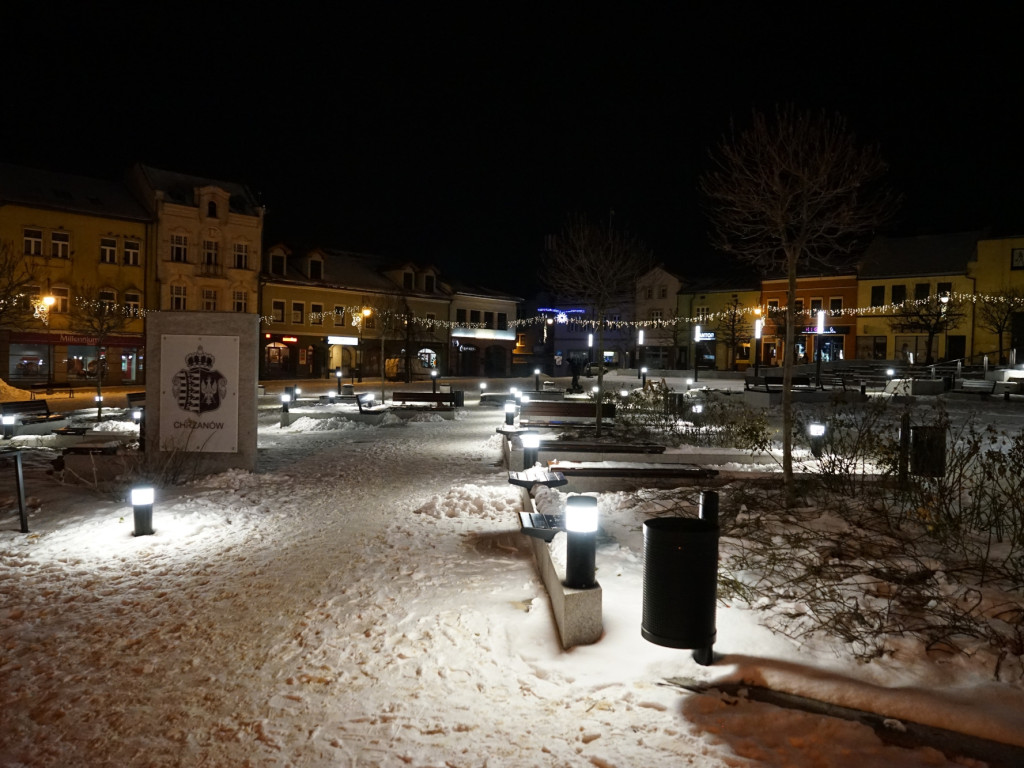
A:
[856,232,979,364]
[0,162,149,388]
[970,234,1024,364]
[678,278,761,371]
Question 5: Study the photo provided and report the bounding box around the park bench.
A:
[1,400,70,436]
[125,392,146,411]
[745,374,812,392]
[28,382,79,399]
[356,392,384,413]
[393,391,456,408]
[518,400,615,427]
[952,378,1018,399]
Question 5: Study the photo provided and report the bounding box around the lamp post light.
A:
[504,400,516,427]
[95,394,104,420]
[815,309,825,389]
[336,367,343,395]
[564,495,599,590]
[431,369,438,394]
[693,324,701,383]
[691,402,704,427]
[620,389,629,398]
[808,422,826,459]
[754,317,763,379]
[637,329,644,376]
[2,414,14,439]
[521,431,540,469]
[130,486,155,536]
[534,368,541,391]
[641,366,648,388]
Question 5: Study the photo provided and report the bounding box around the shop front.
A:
[5,331,145,389]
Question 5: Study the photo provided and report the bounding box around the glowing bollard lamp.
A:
[336,367,343,395]
[2,414,15,439]
[504,400,516,427]
[280,393,292,428]
[641,366,648,388]
[564,495,599,590]
[431,369,439,393]
[809,422,826,459]
[534,368,541,391]
[131,486,155,536]
[521,431,540,468]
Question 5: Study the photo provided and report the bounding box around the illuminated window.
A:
[333,306,344,325]
[51,287,69,313]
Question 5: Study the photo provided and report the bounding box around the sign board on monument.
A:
[159,335,239,452]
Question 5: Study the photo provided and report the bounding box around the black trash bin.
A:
[453,389,465,407]
[911,425,946,477]
[641,513,719,661]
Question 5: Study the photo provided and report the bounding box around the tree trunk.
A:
[782,251,798,505]
[595,322,606,437]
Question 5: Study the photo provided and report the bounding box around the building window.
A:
[292,302,304,324]
[333,306,345,325]
[51,287,69,313]
[271,300,285,322]
[23,228,42,256]
[98,290,116,310]
[659,286,667,299]
[124,240,140,266]
[516,333,526,347]
[309,260,322,281]
[233,243,249,270]
[484,311,494,328]
[232,291,247,313]
[650,309,663,321]
[914,283,930,301]
[125,292,141,317]
[870,285,885,307]
[203,240,219,265]
[51,232,70,258]
[100,238,117,264]
[271,253,285,275]
[810,298,823,312]
[695,306,710,322]
[425,275,435,293]
[456,308,467,324]
[829,297,843,315]
[207,201,218,218]
[171,234,188,263]
[310,303,324,325]
[425,313,436,322]
[403,272,413,290]
[891,284,907,304]
[170,285,187,311]
[497,312,507,330]
[470,310,481,324]
[793,299,804,314]
[767,299,779,309]
[937,281,952,297]
[364,315,376,330]
[646,287,653,299]
[202,289,217,311]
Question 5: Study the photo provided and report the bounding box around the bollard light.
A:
[95,395,103,403]
[130,486,155,536]
[504,400,516,426]
[592,385,599,394]
[432,369,438,393]
[692,403,703,414]
[808,422,826,458]
[886,368,895,379]
[564,495,599,589]
[336,367,343,395]
[132,409,142,424]
[281,393,291,412]
[521,431,541,468]
[534,368,541,391]
[521,393,531,403]
[641,366,648,387]
[480,382,487,391]
[2,414,14,439]
[620,389,629,398]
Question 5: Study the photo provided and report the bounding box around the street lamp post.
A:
[940,293,950,363]
[754,317,763,380]
[636,329,644,376]
[693,324,701,384]
[815,310,825,389]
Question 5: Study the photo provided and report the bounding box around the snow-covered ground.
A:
[1,378,1023,767]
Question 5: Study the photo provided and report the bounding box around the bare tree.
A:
[545,214,653,436]
[888,294,968,364]
[977,288,1024,364]
[701,106,895,499]
[0,240,39,330]
[713,297,752,371]
[70,287,136,419]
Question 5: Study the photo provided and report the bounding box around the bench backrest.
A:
[356,393,376,412]
[1,400,50,417]
[520,401,615,419]
[126,392,147,406]
[396,391,453,403]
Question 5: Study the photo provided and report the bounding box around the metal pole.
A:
[12,450,28,533]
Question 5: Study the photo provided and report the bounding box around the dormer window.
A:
[309,259,323,281]
[270,253,285,275]
[403,272,414,290]
[207,201,218,218]
[425,275,435,293]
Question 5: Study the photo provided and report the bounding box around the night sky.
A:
[4,4,1022,296]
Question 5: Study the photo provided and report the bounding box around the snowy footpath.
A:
[1,402,1023,767]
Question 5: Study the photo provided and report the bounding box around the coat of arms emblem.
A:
[172,345,228,414]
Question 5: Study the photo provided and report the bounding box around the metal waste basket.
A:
[642,495,719,663]
[911,425,946,477]
[453,389,465,407]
